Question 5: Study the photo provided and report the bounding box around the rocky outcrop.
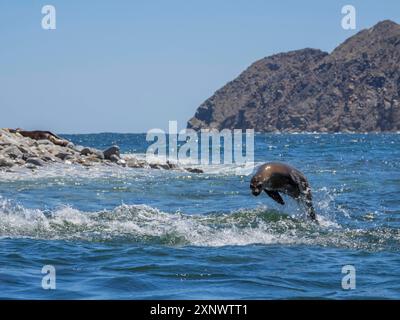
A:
[0,128,203,173]
[187,20,400,132]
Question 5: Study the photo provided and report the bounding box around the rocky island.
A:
[0,128,203,173]
[188,20,400,132]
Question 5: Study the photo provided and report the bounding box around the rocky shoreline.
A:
[0,129,203,173]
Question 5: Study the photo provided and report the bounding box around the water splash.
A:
[0,198,398,250]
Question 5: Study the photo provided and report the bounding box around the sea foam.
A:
[1,197,398,251]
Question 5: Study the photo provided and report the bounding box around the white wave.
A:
[0,198,398,250]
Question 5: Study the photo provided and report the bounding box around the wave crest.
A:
[0,198,398,250]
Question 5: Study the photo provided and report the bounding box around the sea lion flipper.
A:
[265,190,285,205]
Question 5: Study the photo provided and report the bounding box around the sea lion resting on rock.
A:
[250,162,316,220]
[9,129,69,147]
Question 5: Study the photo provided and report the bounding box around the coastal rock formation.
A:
[187,20,400,132]
[0,128,203,173]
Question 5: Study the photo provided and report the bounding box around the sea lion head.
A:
[250,175,263,196]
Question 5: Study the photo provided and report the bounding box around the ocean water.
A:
[0,133,399,299]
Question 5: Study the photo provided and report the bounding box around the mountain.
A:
[187,20,400,132]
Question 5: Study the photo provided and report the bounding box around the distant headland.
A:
[187,20,400,132]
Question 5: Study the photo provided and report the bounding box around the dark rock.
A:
[25,158,45,167]
[0,158,14,168]
[167,161,178,169]
[0,143,12,147]
[17,146,30,154]
[187,20,400,132]
[22,152,38,161]
[149,162,179,170]
[42,156,56,162]
[158,164,171,170]
[108,154,120,163]
[185,168,204,173]
[149,163,162,169]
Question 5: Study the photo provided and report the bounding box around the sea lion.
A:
[250,162,316,220]
[9,129,69,147]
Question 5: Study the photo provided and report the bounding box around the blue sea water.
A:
[0,133,399,299]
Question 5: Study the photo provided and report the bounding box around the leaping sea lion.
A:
[9,129,69,147]
[250,162,317,221]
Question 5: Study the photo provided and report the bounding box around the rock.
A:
[14,159,26,166]
[149,163,162,169]
[66,142,75,149]
[125,158,146,168]
[71,144,84,152]
[166,161,178,169]
[108,154,120,163]
[187,20,400,132]
[2,146,23,159]
[0,157,14,168]
[22,152,38,161]
[93,150,105,160]
[103,146,120,160]
[17,146,30,154]
[185,168,204,173]
[25,158,45,167]
[80,147,104,160]
[55,152,73,161]
[149,163,170,170]
[42,156,56,162]
[85,155,102,163]
[0,142,11,147]
[37,139,53,145]
[117,159,126,167]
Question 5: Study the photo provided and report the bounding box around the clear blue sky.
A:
[0,0,399,133]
